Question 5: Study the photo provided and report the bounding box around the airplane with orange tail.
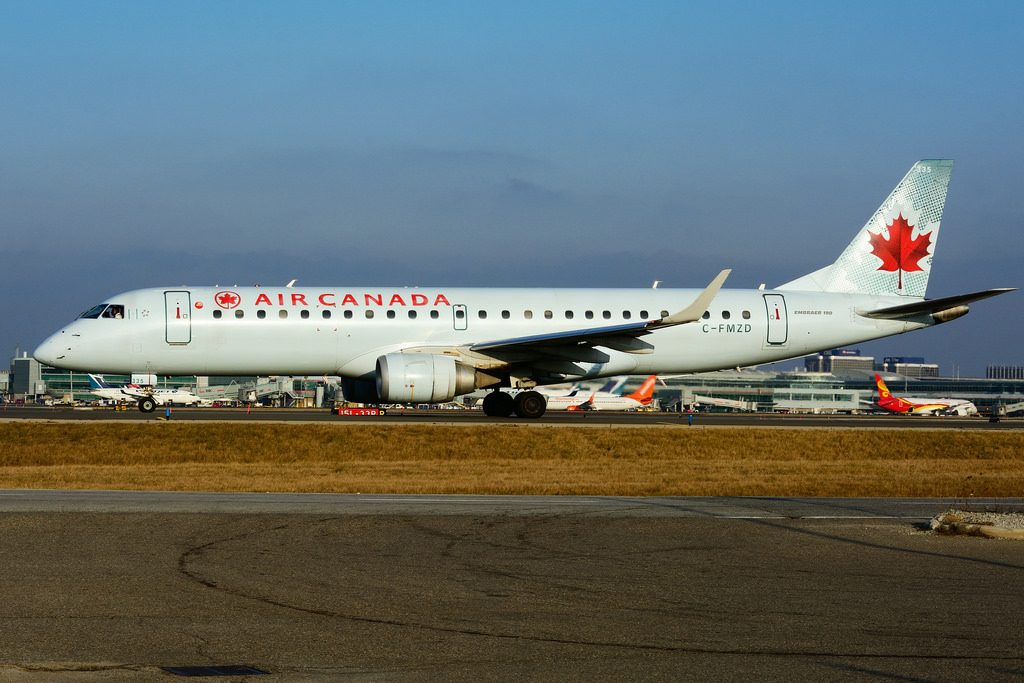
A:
[548,374,659,411]
[874,373,977,416]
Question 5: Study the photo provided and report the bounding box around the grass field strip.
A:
[2,423,1022,497]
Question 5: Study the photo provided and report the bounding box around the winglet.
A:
[650,269,731,328]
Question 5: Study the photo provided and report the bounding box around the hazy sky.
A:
[2,1,1021,375]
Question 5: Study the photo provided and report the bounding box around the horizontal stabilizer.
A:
[858,288,1015,320]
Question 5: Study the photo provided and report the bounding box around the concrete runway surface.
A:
[4,404,1022,429]
[1,492,1023,681]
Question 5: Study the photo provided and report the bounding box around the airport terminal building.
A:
[650,369,1024,415]
[7,349,1024,415]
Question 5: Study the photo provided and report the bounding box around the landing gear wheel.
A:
[482,391,515,417]
[138,397,156,413]
[514,390,547,419]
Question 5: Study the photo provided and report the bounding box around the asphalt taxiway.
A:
[3,404,1021,429]
[1,492,1023,680]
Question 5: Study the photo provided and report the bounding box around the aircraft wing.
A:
[469,269,731,359]
[470,321,651,353]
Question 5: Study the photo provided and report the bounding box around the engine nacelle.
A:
[376,353,476,403]
[932,305,969,324]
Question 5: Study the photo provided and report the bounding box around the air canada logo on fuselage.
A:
[215,291,242,309]
[251,291,452,307]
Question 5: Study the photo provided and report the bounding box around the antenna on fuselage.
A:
[652,280,661,289]
[286,279,297,288]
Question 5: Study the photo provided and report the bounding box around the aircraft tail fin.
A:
[779,160,953,297]
[875,373,909,413]
[626,375,658,405]
[86,374,110,390]
[874,373,892,398]
[596,376,628,395]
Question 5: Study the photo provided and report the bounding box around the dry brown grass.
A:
[1,423,1021,496]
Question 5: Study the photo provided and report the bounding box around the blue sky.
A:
[2,1,1021,374]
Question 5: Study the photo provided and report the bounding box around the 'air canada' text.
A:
[249,292,452,308]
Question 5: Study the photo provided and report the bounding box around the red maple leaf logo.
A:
[867,213,931,290]
[215,291,241,309]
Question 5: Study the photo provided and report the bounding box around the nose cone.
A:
[33,331,66,367]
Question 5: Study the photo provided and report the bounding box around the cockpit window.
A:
[80,304,109,319]
[81,304,125,319]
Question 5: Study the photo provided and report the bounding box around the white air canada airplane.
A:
[86,374,208,411]
[34,160,1014,417]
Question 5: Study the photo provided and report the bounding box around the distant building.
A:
[987,365,1024,380]
[882,357,939,378]
[805,349,874,373]
[9,353,44,398]
[654,370,1024,415]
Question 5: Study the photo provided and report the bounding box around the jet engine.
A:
[376,353,477,403]
[340,377,381,404]
[932,305,969,324]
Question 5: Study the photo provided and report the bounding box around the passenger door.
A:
[763,294,787,345]
[165,291,192,344]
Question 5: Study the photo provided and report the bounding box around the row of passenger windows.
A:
[211,308,753,321]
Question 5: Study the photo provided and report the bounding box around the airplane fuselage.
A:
[547,394,648,411]
[32,160,1014,418]
[35,285,929,381]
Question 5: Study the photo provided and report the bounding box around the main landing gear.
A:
[481,390,546,419]
[482,391,514,417]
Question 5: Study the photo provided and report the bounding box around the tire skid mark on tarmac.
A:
[174,516,1024,661]
[735,517,1024,572]
[401,515,721,615]
[401,515,609,600]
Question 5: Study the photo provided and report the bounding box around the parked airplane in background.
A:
[86,374,208,412]
[549,374,658,411]
[524,376,629,399]
[35,160,1014,418]
[874,373,978,416]
[578,376,630,398]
